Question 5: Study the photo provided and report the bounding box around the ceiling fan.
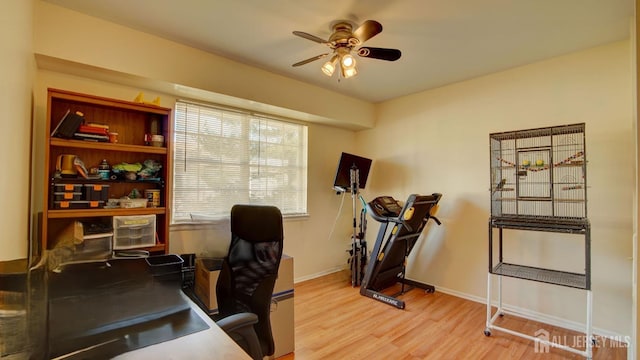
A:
[292,20,401,79]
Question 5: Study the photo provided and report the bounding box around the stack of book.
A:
[74,123,110,142]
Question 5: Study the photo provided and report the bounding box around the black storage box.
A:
[146,254,184,278]
[84,184,110,202]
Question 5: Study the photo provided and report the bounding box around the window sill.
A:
[170,213,309,231]
[283,213,310,221]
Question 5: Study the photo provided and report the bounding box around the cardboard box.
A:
[194,258,223,311]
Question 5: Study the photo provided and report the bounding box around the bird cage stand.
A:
[484,123,593,359]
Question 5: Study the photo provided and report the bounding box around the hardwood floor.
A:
[277,271,627,360]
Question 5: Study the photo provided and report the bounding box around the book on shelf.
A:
[51,110,85,139]
[86,122,110,129]
[73,132,109,142]
[78,124,109,135]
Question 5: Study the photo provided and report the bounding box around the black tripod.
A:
[348,165,367,287]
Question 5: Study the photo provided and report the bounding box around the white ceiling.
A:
[44,0,634,103]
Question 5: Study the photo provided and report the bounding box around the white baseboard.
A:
[294,265,346,283]
[433,283,632,350]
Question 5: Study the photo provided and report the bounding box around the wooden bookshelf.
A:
[43,88,173,254]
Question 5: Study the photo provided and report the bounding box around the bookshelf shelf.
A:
[47,207,166,219]
[50,138,167,154]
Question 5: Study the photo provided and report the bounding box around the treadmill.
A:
[360,193,442,309]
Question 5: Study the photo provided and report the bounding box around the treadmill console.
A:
[369,196,403,219]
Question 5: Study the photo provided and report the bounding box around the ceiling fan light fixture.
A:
[321,55,338,76]
[342,66,358,79]
[335,47,357,78]
[292,19,400,80]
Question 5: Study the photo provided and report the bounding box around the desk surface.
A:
[115,291,251,360]
[47,258,251,360]
[0,257,251,360]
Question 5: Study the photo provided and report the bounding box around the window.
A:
[172,101,308,223]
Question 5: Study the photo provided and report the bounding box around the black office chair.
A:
[215,204,284,360]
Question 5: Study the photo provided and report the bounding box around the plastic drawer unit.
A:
[112,215,156,250]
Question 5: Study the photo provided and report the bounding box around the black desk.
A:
[5,259,248,359]
[47,258,206,358]
[0,257,250,359]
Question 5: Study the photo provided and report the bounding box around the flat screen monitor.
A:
[332,152,372,191]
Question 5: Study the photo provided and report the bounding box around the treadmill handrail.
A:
[365,204,404,224]
[366,195,442,230]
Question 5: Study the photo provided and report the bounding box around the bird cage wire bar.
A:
[489,123,587,222]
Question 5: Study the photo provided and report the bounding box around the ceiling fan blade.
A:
[292,31,328,44]
[352,20,383,44]
[357,47,401,61]
[292,53,330,67]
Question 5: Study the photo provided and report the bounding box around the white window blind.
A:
[172,101,308,222]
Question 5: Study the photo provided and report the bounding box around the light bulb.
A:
[341,54,355,68]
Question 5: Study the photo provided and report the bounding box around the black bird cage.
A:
[489,123,587,221]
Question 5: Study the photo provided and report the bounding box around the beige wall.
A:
[0,0,34,261]
[358,41,634,337]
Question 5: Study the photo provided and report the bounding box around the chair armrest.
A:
[216,312,258,333]
[216,312,262,360]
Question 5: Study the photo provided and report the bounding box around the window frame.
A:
[171,100,309,224]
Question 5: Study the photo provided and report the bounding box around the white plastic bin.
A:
[112,215,156,249]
